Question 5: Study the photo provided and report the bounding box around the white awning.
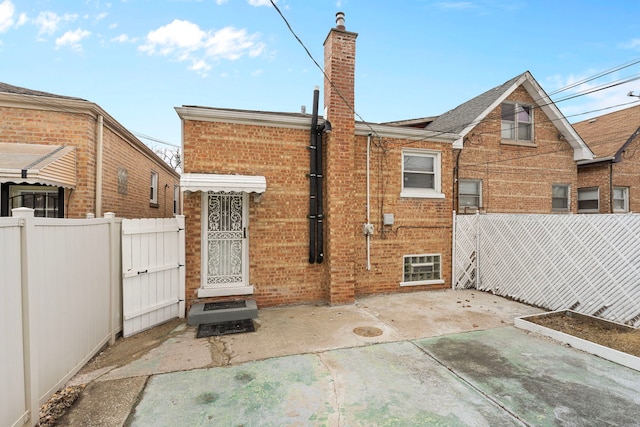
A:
[0,143,76,188]
[180,173,266,194]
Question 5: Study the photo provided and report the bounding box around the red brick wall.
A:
[458,86,578,213]
[578,135,640,213]
[0,105,178,218]
[182,120,326,308]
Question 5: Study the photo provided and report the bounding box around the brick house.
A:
[573,104,640,213]
[0,83,180,218]
[178,13,460,309]
[388,72,594,214]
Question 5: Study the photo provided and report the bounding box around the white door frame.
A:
[198,191,253,298]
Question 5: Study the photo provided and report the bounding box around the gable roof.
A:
[572,103,640,162]
[0,82,86,101]
[425,71,594,161]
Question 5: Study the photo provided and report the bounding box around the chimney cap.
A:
[335,11,345,30]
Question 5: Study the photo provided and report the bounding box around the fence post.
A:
[451,211,456,290]
[475,211,480,290]
[176,214,186,318]
[104,212,118,345]
[13,207,40,427]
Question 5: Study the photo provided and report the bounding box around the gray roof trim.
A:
[175,105,315,130]
[356,122,460,144]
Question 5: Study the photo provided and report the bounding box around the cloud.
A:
[111,33,137,43]
[248,0,273,6]
[216,0,229,4]
[55,28,91,51]
[434,2,476,10]
[139,19,265,75]
[0,0,15,32]
[34,11,77,35]
[620,39,640,50]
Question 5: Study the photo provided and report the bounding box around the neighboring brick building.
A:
[388,72,594,214]
[0,83,180,218]
[573,104,640,213]
[178,13,460,309]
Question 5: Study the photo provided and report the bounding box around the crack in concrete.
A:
[317,352,343,427]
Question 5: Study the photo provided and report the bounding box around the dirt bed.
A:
[529,313,640,358]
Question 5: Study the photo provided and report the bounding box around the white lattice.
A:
[454,213,640,327]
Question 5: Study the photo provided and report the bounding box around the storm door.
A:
[201,192,250,295]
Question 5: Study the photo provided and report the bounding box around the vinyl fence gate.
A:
[122,216,186,337]
[453,213,640,327]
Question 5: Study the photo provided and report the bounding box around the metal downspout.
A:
[96,115,104,217]
[316,121,324,264]
[308,87,319,263]
[366,134,371,270]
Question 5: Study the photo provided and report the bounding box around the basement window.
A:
[401,254,444,286]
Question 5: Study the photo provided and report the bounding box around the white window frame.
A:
[552,184,570,212]
[578,187,599,213]
[400,253,444,287]
[458,179,482,212]
[501,102,533,143]
[613,186,629,213]
[9,185,59,218]
[400,149,444,199]
[150,171,159,205]
[173,184,179,215]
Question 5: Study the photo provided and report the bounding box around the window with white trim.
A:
[458,179,481,212]
[150,171,159,205]
[613,186,629,213]
[578,187,599,213]
[501,102,533,142]
[401,150,443,198]
[401,254,444,286]
[173,185,179,215]
[552,184,570,211]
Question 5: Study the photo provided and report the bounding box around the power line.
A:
[268,0,382,141]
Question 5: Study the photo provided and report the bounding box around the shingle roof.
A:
[572,104,640,160]
[425,73,525,134]
[0,82,86,101]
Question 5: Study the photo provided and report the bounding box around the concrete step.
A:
[187,299,258,326]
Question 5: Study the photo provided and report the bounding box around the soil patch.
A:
[528,312,640,357]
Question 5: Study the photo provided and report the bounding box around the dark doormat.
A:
[197,319,256,338]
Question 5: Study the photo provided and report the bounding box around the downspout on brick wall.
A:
[96,115,104,217]
[323,12,358,304]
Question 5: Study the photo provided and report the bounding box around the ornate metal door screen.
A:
[205,192,246,287]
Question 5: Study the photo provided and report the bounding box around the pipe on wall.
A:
[308,87,319,263]
[366,133,371,271]
[96,115,104,217]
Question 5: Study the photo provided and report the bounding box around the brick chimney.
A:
[323,12,358,305]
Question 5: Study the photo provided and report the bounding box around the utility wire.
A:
[268,0,382,141]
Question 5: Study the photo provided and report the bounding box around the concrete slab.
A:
[416,327,640,427]
[56,376,147,427]
[130,342,522,426]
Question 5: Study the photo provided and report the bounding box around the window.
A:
[501,102,533,142]
[401,150,443,198]
[150,171,158,205]
[458,179,481,212]
[8,185,60,218]
[401,254,444,286]
[552,184,570,211]
[578,187,599,213]
[173,185,179,215]
[613,187,629,213]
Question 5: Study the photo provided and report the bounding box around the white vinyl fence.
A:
[453,213,640,327]
[1,209,185,427]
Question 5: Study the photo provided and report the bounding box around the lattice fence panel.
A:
[454,214,640,327]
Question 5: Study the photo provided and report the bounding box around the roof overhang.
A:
[0,143,76,188]
[181,173,267,194]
